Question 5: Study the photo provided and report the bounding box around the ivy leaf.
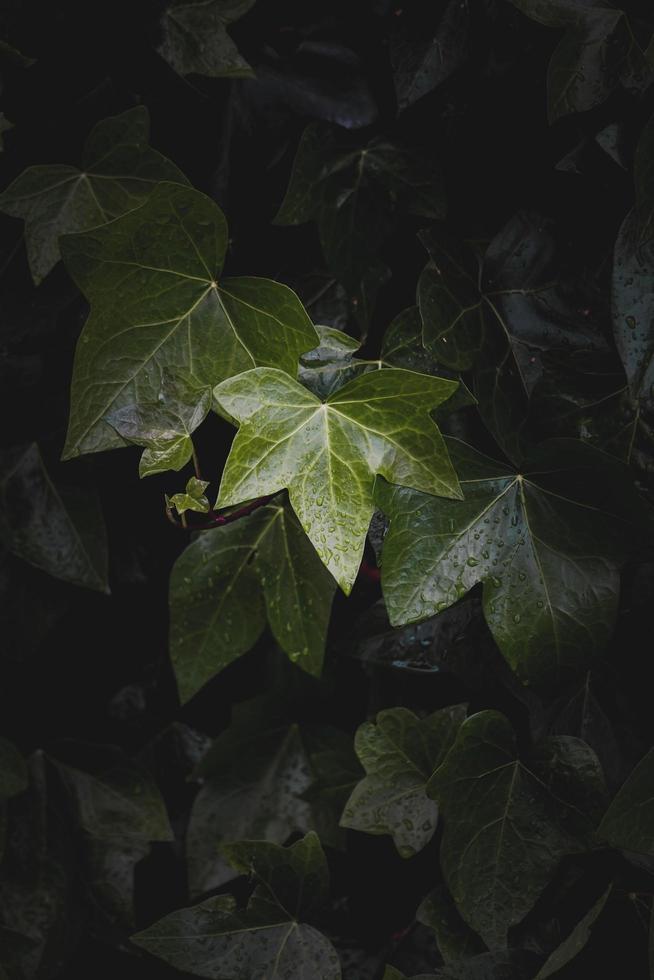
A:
[49,745,173,843]
[427,711,604,948]
[214,366,462,593]
[61,181,318,460]
[187,695,314,894]
[169,499,336,701]
[132,833,341,979]
[419,213,607,462]
[598,746,654,857]
[417,883,486,964]
[106,371,212,477]
[0,739,27,801]
[157,0,256,79]
[534,885,611,979]
[298,324,377,399]
[275,123,445,330]
[0,443,109,593]
[612,112,654,423]
[340,705,466,857]
[376,437,635,686]
[301,728,364,851]
[166,476,210,516]
[391,0,469,111]
[0,107,187,284]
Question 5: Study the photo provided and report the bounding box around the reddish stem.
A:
[359,559,381,582]
[167,494,277,531]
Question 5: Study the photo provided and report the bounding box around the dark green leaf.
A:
[187,701,314,894]
[298,324,377,399]
[0,443,109,593]
[169,499,336,701]
[376,437,632,686]
[428,711,602,947]
[341,705,466,857]
[0,740,27,801]
[61,181,318,460]
[417,883,486,963]
[391,0,469,110]
[534,885,611,979]
[214,366,461,593]
[132,833,341,979]
[598,746,654,856]
[158,0,256,79]
[0,107,187,283]
[301,728,363,851]
[547,10,623,123]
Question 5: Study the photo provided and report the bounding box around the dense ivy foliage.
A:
[2,1,654,978]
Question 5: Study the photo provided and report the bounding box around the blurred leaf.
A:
[417,882,485,963]
[301,728,363,851]
[391,0,469,110]
[0,107,187,284]
[534,885,611,979]
[0,443,108,593]
[0,740,27,802]
[341,705,466,857]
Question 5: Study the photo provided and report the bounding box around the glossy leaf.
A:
[0,443,109,593]
[106,371,212,477]
[157,0,256,79]
[376,436,633,686]
[534,885,611,979]
[428,711,603,948]
[169,499,336,701]
[341,705,466,857]
[61,181,318,460]
[214,366,462,593]
[187,695,313,894]
[298,324,376,399]
[0,107,187,283]
[391,0,469,110]
[132,833,341,979]
[598,746,654,856]
[166,476,211,517]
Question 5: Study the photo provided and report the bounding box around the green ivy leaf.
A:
[427,711,605,948]
[0,107,187,284]
[214,366,462,593]
[187,695,314,894]
[61,181,318,460]
[0,443,109,593]
[106,371,212,477]
[169,499,336,701]
[376,437,634,686]
[534,885,611,979]
[166,476,211,516]
[391,0,469,111]
[298,324,378,399]
[598,746,654,856]
[275,123,445,330]
[341,705,466,857]
[157,0,256,79]
[132,833,341,979]
[0,739,27,801]
[417,883,486,964]
[49,746,173,842]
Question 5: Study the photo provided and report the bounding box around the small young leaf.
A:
[169,500,336,701]
[341,705,466,857]
[0,106,187,283]
[166,476,211,517]
[214,367,462,593]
